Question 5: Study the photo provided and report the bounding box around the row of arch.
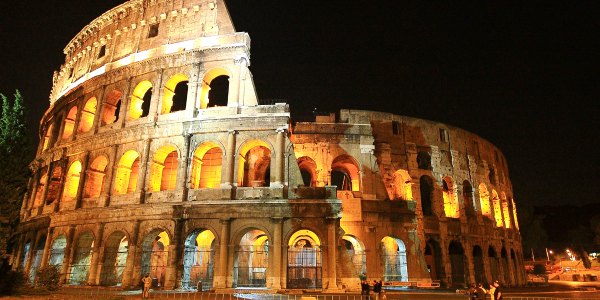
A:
[19,226,408,290]
[42,69,232,153]
[417,174,518,229]
[424,239,524,287]
[29,140,275,209]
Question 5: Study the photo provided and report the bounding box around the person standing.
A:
[488,282,496,300]
[476,283,487,299]
[468,284,477,299]
[493,280,503,300]
[142,273,152,299]
[373,280,382,300]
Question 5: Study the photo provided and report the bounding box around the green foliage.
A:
[532,263,546,275]
[0,90,32,230]
[35,265,61,291]
[0,269,26,295]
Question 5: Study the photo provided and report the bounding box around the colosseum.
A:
[14,0,526,292]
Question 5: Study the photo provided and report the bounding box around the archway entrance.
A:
[449,240,466,287]
[343,235,366,277]
[100,232,128,286]
[182,229,215,290]
[29,236,46,282]
[49,235,67,271]
[380,236,408,282]
[488,246,499,282]
[425,239,442,281]
[68,232,94,285]
[287,230,322,289]
[473,246,486,285]
[141,231,169,288]
[234,229,269,288]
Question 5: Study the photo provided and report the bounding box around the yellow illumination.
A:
[161,74,189,115]
[101,90,123,126]
[392,170,413,200]
[288,229,320,247]
[491,190,503,227]
[191,142,223,189]
[78,97,97,133]
[195,230,215,248]
[128,81,152,120]
[512,199,519,230]
[84,156,108,198]
[237,140,271,187]
[42,124,53,151]
[442,177,460,218]
[501,192,511,229]
[149,145,178,192]
[479,183,491,218]
[199,68,230,109]
[33,171,48,208]
[61,106,78,140]
[331,155,361,192]
[113,150,140,195]
[62,161,82,200]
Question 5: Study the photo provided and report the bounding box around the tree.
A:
[0,90,33,257]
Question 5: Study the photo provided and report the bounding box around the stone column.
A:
[40,227,55,269]
[215,218,231,288]
[103,144,120,207]
[61,225,76,284]
[221,130,237,189]
[123,220,140,288]
[87,223,105,285]
[270,218,283,290]
[74,152,90,209]
[165,219,184,289]
[506,249,515,286]
[326,217,339,290]
[464,241,476,286]
[138,138,153,203]
[13,234,25,271]
[272,128,286,187]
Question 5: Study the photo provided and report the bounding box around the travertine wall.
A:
[15,0,525,292]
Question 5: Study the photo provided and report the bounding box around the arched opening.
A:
[442,177,459,218]
[425,239,442,281]
[199,69,230,109]
[463,180,475,216]
[113,150,140,195]
[100,232,128,286]
[234,229,269,288]
[20,240,31,271]
[417,151,431,170]
[190,143,222,189]
[68,232,94,285]
[101,90,122,126]
[343,235,366,278]
[84,156,108,198]
[478,183,491,218]
[297,156,317,187]
[78,97,97,133]
[420,176,434,216]
[62,161,82,202]
[392,169,412,200]
[287,229,322,289]
[42,123,53,151]
[491,190,503,227]
[128,81,152,120]
[161,74,189,114]
[331,155,360,192]
[28,236,46,282]
[238,141,271,187]
[511,198,519,230]
[149,145,178,192]
[49,235,67,272]
[449,240,466,287]
[61,106,78,140]
[141,230,169,288]
[45,165,63,205]
[182,229,215,290]
[501,192,511,229]
[501,247,510,284]
[511,249,519,284]
[473,245,486,285]
[33,168,48,208]
[380,236,408,282]
[488,246,499,282]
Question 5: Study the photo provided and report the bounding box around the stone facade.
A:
[15,0,525,292]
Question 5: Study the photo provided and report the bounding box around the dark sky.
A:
[0,1,598,207]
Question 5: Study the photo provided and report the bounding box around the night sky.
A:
[0,1,597,208]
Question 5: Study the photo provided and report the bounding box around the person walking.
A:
[142,273,152,299]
